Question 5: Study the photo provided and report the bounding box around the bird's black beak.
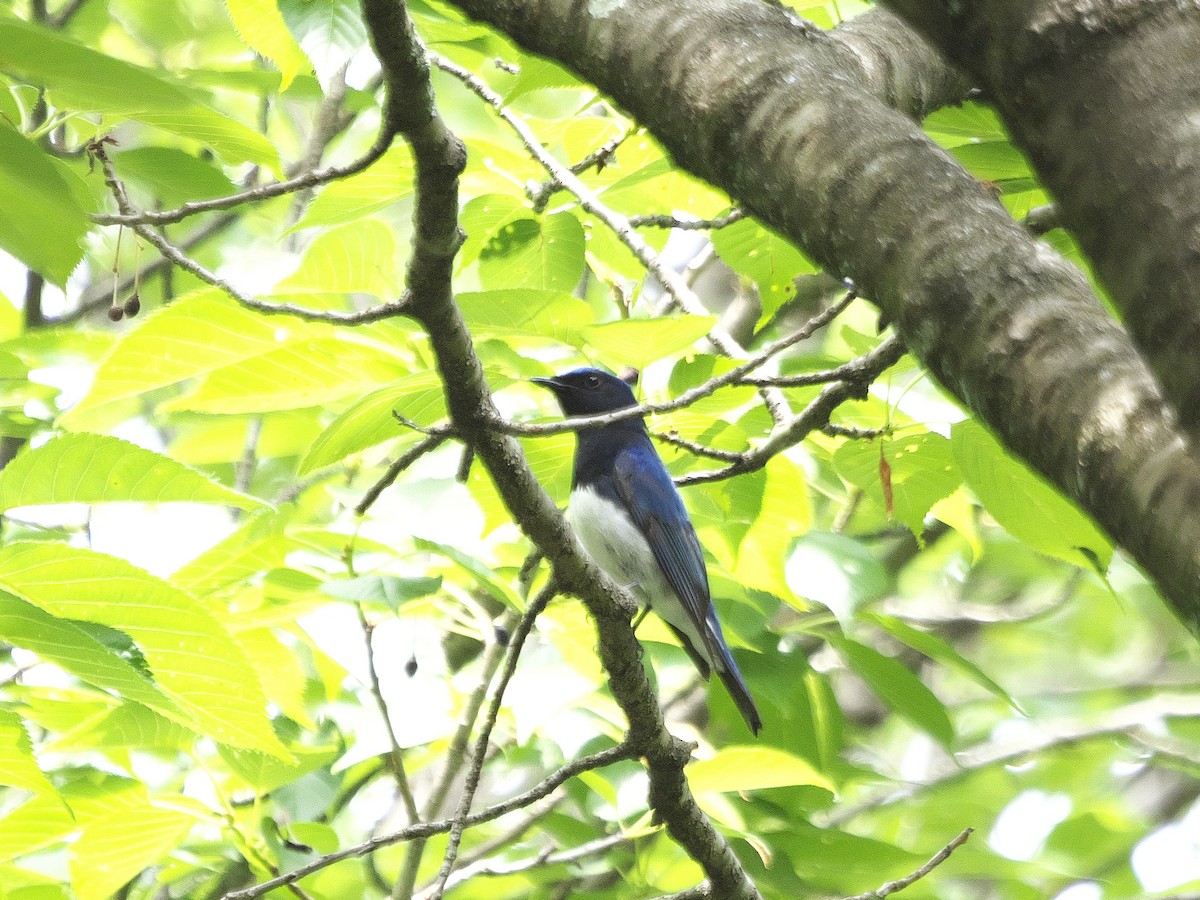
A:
[530,376,563,392]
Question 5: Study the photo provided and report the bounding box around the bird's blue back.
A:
[534,367,762,733]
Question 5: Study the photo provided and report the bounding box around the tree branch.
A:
[509,292,855,437]
[885,0,1200,437]
[89,139,415,324]
[839,827,972,900]
[823,692,1200,826]
[220,744,635,899]
[90,129,394,228]
[360,1,761,894]
[443,0,1200,635]
[427,582,557,898]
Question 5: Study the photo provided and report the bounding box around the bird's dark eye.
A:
[584,374,601,388]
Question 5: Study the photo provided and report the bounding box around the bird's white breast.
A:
[566,487,667,604]
[566,487,712,667]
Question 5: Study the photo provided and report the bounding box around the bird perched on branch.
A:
[532,367,762,735]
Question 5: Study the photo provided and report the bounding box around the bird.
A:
[532,367,762,734]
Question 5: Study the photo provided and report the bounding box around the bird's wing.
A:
[611,443,712,628]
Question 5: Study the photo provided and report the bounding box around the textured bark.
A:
[887,0,1200,438]
[444,0,1200,632]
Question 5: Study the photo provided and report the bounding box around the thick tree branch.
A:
[884,0,1200,438]
[360,1,760,896]
[443,0,1200,634]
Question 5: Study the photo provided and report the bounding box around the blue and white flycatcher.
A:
[533,367,762,734]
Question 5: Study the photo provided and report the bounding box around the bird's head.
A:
[531,367,638,416]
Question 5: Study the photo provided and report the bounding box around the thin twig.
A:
[56,213,238,324]
[415,795,565,897]
[628,210,745,230]
[48,0,90,28]
[90,140,414,324]
[839,828,973,900]
[739,352,904,389]
[357,605,420,824]
[510,292,856,437]
[823,423,887,440]
[822,692,1200,827]
[528,127,634,212]
[356,431,453,517]
[428,583,559,899]
[677,335,906,485]
[221,743,635,900]
[91,129,395,228]
[391,621,511,900]
[432,830,632,894]
[653,431,745,462]
[429,52,743,355]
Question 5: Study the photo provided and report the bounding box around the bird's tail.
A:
[707,623,762,736]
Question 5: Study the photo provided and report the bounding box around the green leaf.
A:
[0,590,186,725]
[291,145,413,231]
[236,627,315,729]
[0,795,76,865]
[688,745,834,794]
[299,372,448,475]
[112,147,236,207]
[834,432,962,537]
[273,219,401,301]
[225,0,311,90]
[170,512,288,597]
[0,712,59,804]
[923,101,1009,148]
[413,538,520,608]
[163,336,403,414]
[218,743,339,794]
[477,212,586,292]
[288,822,339,854]
[0,18,279,172]
[583,315,717,370]
[69,806,196,900]
[785,531,888,618]
[0,543,289,758]
[458,194,532,269]
[867,613,1024,714]
[734,455,810,596]
[952,419,1111,567]
[0,433,268,512]
[711,216,817,320]
[278,0,367,88]
[949,141,1035,186]
[0,124,91,285]
[53,702,192,752]
[831,636,955,747]
[457,290,594,347]
[321,574,443,612]
[505,55,582,100]
[62,291,403,428]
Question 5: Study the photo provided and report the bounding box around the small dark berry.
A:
[123,293,141,317]
[404,655,418,677]
[107,306,124,322]
[494,624,511,646]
